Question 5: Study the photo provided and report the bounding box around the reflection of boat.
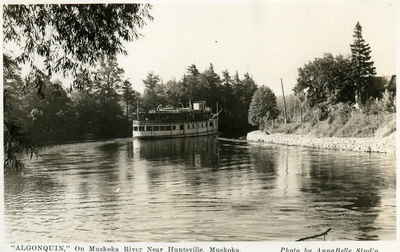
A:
[131,136,219,167]
[132,101,220,139]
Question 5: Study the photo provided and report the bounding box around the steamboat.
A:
[132,101,220,139]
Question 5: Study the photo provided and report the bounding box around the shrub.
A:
[328,103,353,124]
[248,86,279,129]
[381,90,395,113]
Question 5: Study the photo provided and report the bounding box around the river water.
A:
[4,136,396,242]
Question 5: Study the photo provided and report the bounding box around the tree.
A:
[70,89,99,139]
[233,72,258,132]
[121,80,136,118]
[142,72,166,111]
[350,22,376,105]
[201,63,221,111]
[241,73,258,106]
[92,56,124,103]
[121,80,140,135]
[386,75,396,97]
[182,64,201,104]
[248,86,279,129]
[23,80,76,144]
[3,4,152,79]
[3,55,37,169]
[165,79,185,106]
[219,70,240,136]
[382,75,396,113]
[294,53,354,107]
[3,4,152,169]
[220,70,234,113]
[90,56,127,138]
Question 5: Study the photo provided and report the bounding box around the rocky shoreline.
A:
[247,130,395,153]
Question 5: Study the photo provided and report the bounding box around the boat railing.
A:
[134,111,213,123]
[132,117,214,125]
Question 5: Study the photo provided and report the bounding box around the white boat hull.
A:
[132,118,218,139]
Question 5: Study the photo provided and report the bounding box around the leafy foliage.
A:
[3,55,37,170]
[92,56,124,102]
[71,56,133,139]
[142,72,167,111]
[293,22,382,115]
[248,86,279,128]
[4,54,141,170]
[18,56,131,142]
[294,53,354,107]
[121,80,140,120]
[3,4,152,77]
[3,4,152,170]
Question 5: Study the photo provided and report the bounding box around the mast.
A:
[136,99,139,120]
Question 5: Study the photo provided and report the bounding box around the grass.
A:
[269,104,395,138]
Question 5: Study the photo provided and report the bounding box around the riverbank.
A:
[247,130,395,153]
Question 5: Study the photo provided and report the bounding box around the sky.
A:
[116,0,396,95]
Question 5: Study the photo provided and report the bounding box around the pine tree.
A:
[350,22,376,105]
[142,72,166,111]
[183,64,201,103]
[202,63,221,111]
[121,80,135,118]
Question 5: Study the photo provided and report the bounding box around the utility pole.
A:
[300,101,303,123]
[281,78,288,124]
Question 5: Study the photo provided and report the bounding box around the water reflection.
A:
[295,150,394,240]
[131,136,219,168]
[4,137,395,242]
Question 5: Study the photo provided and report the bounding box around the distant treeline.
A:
[140,63,258,137]
[4,55,140,154]
[5,55,258,164]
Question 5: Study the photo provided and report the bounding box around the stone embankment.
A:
[247,130,395,153]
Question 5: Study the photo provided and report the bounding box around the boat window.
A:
[160,126,165,131]
[166,126,171,130]
[139,126,144,131]
[172,125,176,130]
[133,127,138,131]
[180,125,184,130]
[210,122,213,127]
[153,126,159,131]
[146,126,152,131]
